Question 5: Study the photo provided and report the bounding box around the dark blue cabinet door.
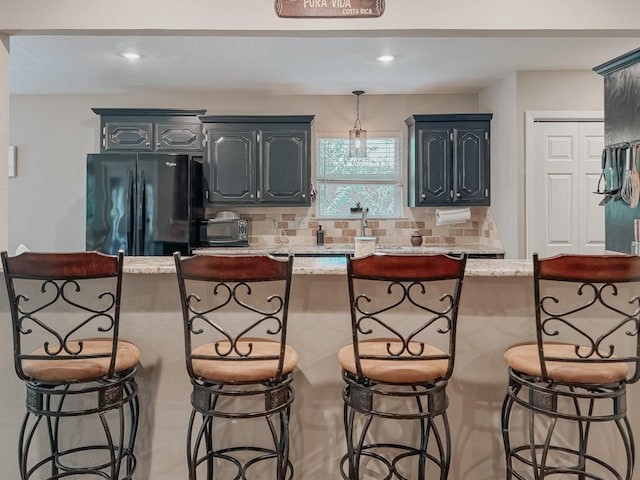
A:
[155,122,203,151]
[206,128,258,204]
[104,122,153,151]
[454,126,489,204]
[417,127,452,205]
[260,127,309,204]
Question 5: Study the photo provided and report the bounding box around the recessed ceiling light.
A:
[120,52,141,60]
[376,54,395,63]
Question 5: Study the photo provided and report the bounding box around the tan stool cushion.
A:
[504,342,629,384]
[191,339,298,383]
[23,338,140,382]
[338,339,449,384]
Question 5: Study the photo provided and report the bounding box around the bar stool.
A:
[501,253,640,480]
[1,250,140,480]
[173,253,297,480]
[338,253,467,480]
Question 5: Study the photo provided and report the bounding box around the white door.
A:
[529,121,604,257]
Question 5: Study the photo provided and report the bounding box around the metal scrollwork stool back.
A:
[1,250,140,480]
[338,253,467,480]
[173,253,297,480]
[501,253,640,480]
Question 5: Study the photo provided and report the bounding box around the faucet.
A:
[350,202,369,237]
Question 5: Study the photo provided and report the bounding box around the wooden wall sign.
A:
[275,0,384,18]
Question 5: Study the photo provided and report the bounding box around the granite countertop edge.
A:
[124,254,532,278]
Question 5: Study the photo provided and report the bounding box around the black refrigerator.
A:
[86,153,204,256]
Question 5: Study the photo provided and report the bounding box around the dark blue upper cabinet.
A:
[406,114,492,207]
[200,115,315,206]
[93,108,207,153]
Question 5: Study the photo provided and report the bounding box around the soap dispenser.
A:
[316,225,325,246]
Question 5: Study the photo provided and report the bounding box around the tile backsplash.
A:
[206,206,503,249]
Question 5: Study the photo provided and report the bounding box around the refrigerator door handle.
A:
[139,170,146,255]
[127,170,135,256]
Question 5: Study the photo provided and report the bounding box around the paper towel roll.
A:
[435,207,471,226]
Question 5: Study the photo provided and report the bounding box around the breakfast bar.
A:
[0,256,634,480]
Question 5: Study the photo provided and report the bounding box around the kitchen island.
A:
[0,256,635,480]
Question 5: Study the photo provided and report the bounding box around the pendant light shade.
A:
[349,90,367,158]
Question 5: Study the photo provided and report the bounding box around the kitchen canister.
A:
[354,236,376,258]
[411,231,423,246]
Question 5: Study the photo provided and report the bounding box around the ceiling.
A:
[9,34,640,96]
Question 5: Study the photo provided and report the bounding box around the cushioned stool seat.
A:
[504,342,629,385]
[338,339,448,384]
[192,339,298,383]
[24,338,141,382]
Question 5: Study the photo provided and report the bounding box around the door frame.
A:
[524,110,604,257]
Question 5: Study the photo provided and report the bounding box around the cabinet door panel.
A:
[260,129,309,204]
[155,122,203,151]
[454,126,489,204]
[104,122,153,151]
[207,129,257,204]
[418,127,452,205]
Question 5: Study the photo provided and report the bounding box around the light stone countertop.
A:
[123,256,532,277]
[193,244,505,257]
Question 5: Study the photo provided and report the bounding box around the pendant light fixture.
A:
[349,90,367,158]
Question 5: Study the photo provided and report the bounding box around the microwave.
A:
[199,218,249,247]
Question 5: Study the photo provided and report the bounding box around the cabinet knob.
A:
[421,193,426,199]
[250,194,255,199]
[456,193,461,198]
[301,194,306,199]
[145,142,150,146]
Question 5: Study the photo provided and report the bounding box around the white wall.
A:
[479,73,518,258]
[515,70,604,256]
[8,91,478,253]
[0,37,7,251]
[2,0,640,32]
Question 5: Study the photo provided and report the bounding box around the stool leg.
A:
[205,415,214,480]
[98,409,119,478]
[342,398,356,479]
[342,400,373,480]
[124,381,139,477]
[414,389,450,480]
[265,407,292,480]
[187,408,208,480]
[18,412,40,480]
[424,414,451,480]
[617,416,634,480]
[501,383,519,480]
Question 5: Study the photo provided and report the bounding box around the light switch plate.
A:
[8,146,17,177]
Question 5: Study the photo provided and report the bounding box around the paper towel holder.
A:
[435,207,471,226]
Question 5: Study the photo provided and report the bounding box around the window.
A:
[315,132,403,218]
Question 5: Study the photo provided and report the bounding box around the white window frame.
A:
[314,131,404,219]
